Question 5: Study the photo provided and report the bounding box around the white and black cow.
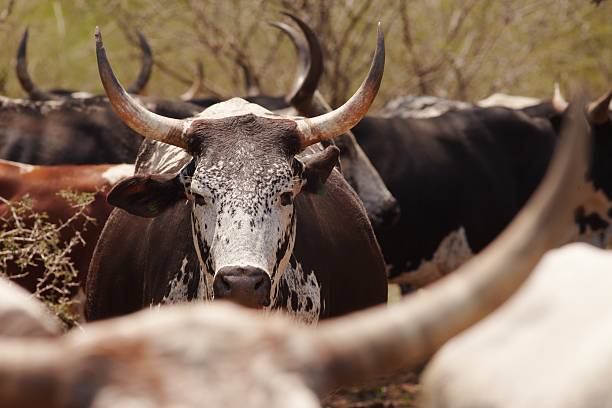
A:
[354,91,612,289]
[86,26,388,323]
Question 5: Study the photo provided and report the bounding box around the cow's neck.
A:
[272,255,322,324]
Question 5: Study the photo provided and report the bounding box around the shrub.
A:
[0,190,96,329]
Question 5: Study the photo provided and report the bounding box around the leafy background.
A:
[0,0,609,108]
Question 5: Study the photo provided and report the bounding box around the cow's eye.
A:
[280,192,293,206]
[192,193,206,206]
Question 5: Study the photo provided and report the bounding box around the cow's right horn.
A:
[306,96,591,393]
[95,27,186,149]
[15,27,58,101]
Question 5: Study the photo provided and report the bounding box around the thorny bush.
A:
[0,190,96,329]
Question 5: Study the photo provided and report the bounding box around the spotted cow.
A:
[86,26,388,323]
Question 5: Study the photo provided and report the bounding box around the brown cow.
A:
[0,160,133,293]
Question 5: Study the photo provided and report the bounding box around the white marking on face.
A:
[183,98,305,307]
[142,99,325,324]
[189,144,299,294]
[391,227,474,288]
[101,164,135,185]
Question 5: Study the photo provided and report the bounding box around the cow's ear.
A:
[108,172,186,218]
[301,146,340,195]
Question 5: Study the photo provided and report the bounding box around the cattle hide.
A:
[0,277,60,337]
[421,243,612,408]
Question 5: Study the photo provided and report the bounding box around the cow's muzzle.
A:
[371,196,401,232]
[213,266,271,309]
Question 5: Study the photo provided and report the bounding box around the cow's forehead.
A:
[192,97,295,121]
[186,101,303,164]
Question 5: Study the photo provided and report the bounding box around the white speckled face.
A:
[179,100,306,304]
[187,147,303,301]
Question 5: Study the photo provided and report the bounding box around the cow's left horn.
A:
[126,30,153,95]
[272,12,323,110]
[296,23,384,148]
[587,89,612,125]
[95,27,186,148]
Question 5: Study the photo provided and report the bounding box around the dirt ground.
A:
[323,286,421,407]
[323,370,421,408]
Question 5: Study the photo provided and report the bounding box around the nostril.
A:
[254,277,264,291]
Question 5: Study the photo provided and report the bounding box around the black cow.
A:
[270,14,399,231]
[284,17,612,290]
[16,27,153,100]
[1,29,202,166]
[357,90,611,289]
[0,95,201,165]
[86,26,388,323]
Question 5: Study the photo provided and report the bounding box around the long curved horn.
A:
[307,96,591,393]
[272,12,323,109]
[15,27,57,101]
[296,23,384,147]
[126,30,153,95]
[180,61,204,101]
[95,27,186,148]
[587,89,612,125]
[552,82,568,113]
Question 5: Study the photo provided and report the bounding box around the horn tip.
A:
[95,27,104,47]
[18,27,28,51]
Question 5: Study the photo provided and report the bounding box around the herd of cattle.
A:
[0,13,611,407]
